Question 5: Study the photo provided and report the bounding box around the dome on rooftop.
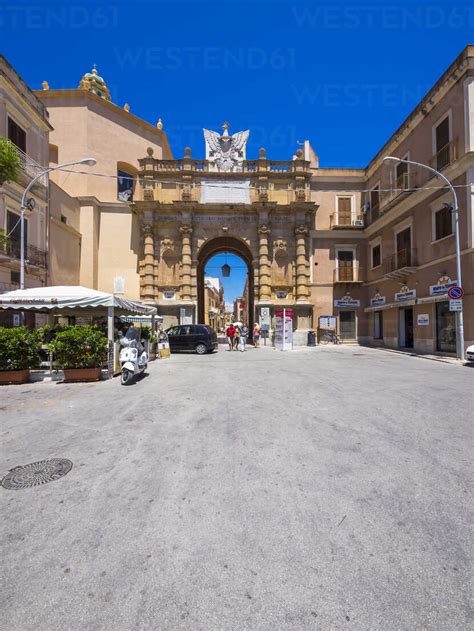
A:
[78,65,111,101]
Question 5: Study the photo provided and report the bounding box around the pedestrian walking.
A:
[226,323,235,351]
[233,325,240,351]
[253,322,261,347]
[239,325,249,351]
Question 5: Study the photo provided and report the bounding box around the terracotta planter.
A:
[63,367,102,383]
[0,369,30,385]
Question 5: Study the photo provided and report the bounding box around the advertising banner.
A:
[275,308,293,351]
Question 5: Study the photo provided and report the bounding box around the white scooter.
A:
[119,327,148,385]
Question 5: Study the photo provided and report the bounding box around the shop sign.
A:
[319,315,337,329]
[334,295,360,308]
[370,292,386,306]
[417,314,430,326]
[449,299,462,312]
[429,276,458,297]
[395,285,416,302]
[275,308,293,351]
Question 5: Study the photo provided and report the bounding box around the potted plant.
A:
[0,136,20,186]
[48,325,107,382]
[0,326,41,384]
[149,333,158,360]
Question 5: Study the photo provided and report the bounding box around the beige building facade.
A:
[0,56,51,325]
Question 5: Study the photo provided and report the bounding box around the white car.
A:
[466,345,474,363]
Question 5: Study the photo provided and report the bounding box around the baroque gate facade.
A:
[133,126,317,343]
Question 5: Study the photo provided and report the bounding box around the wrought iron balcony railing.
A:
[14,145,48,187]
[329,213,364,229]
[0,237,47,269]
[383,248,417,278]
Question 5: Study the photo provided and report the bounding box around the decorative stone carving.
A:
[203,122,249,172]
[295,224,308,236]
[160,238,175,253]
[181,183,192,201]
[258,224,271,235]
[179,224,193,236]
[258,186,269,201]
[143,189,154,201]
[273,239,287,252]
[141,223,153,236]
[295,187,306,201]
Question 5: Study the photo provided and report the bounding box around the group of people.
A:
[225,322,262,352]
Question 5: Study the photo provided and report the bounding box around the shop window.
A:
[436,302,456,353]
[8,117,26,153]
[434,206,453,241]
[374,311,383,339]
[371,244,381,268]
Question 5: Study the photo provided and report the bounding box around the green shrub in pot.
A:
[0,327,41,371]
[48,325,108,369]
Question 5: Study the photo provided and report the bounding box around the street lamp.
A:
[383,155,464,360]
[19,158,96,290]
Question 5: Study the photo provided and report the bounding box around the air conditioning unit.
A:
[352,218,364,227]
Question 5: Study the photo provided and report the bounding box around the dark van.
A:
[165,324,218,354]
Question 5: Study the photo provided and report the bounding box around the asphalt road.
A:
[1,346,472,630]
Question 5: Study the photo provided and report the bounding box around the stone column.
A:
[141,224,155,302]
[180,224,193,300]
[258,224,271,301]
[295,224,310,301]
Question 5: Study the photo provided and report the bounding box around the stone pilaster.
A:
[258,224,271,301]
[179,224,193,300]
[295,224,310,301]
[141,224,155,302]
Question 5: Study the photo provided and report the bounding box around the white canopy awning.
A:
[0,286,157,315]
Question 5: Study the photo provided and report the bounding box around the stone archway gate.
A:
[133,143,317,342]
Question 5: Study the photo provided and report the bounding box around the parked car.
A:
[165,324,218,354]
[466,344,474,363]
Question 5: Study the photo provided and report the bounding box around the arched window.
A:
[117,162,137,202]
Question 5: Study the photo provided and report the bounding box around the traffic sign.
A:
[449,299,462,312]
[448,286,464,300]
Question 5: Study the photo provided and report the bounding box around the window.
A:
[371,244,381,268]
[49,144,59,164]
[396,160,408,189]
[436,302,456,353]
[8,117,26,153]
[10,271,20,285]
[396,227,412,267]
[370,185,380,221]
[337,250,354,281]
[435,116,451,170]
[118,170,134,201]
[337,197,352,225]
[374,311,383,339]
[434,206,452,241]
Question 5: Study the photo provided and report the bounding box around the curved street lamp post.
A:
[383,156,464,360]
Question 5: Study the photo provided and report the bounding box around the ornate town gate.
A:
[134,124,317,341]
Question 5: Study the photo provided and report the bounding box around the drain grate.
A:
[1,458,73,490]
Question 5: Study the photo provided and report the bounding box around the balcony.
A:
[0,237,47,269]
[333,266,364,283]
[383,248,417,280]
[14,145,48,187]
[432,140,456,172]
[330,213,364,229]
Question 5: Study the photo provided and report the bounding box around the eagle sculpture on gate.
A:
[203,122,249,172]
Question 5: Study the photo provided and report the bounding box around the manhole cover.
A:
[1,459,73,490]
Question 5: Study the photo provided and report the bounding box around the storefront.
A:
[334,295,360,341]
[435,301,456,353]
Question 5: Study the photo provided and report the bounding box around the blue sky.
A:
[1,1,471,301]
[205,253,248,307]
[1,0,471,167]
